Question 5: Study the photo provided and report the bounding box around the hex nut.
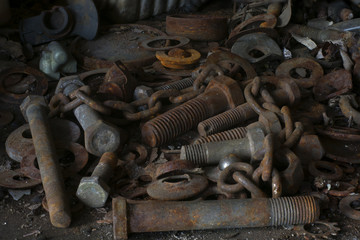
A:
[76,176,110,208]
[205,76,244,108]
[20,95,48,122]
[277,149,304,195]
[55,75,84,95]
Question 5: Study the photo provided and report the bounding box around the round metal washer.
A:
[140,36,190,51]
[5,119,81,162]
[0,169,41,189]
[339,195,360,220]
[20,142,88,180]
[0,110,14,126]
[0,66,48,104]
[275,57,324,88]
[147,174,208,201]
[308,160,343,181]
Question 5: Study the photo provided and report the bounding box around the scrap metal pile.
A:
[3,0,360,239]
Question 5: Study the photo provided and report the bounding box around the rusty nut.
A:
[276,148,304,195]
[204,76,244,109]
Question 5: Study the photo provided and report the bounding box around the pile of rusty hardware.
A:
[3,0,360,239]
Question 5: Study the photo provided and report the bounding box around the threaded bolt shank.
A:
[195,127,248,144]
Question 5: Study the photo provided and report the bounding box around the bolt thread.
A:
[181,144,208,165]
[198,103,256,137]
[194,127,248,144]
[155,77,194,91]
[270,196,319,226]
[143,98,210,147]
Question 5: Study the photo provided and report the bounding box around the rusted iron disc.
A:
[0,66,48,104]
[154,159,195,180]
[147,174,208,200]
[5,119,81,162]
[275,57,324,88]
[166,15,228,41]
[0,169,41,189]
[140,36,190,51]
[339,195,360,220]
[308,160,343,180]
[71,24,166,70]
[0,110,14,126]
[20,142,88,180]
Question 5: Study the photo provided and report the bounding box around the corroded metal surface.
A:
[113,196,319,239]
[0,66,48,104]
[166,14,228,41]
[71,24,166,70]
[20,96,71,228]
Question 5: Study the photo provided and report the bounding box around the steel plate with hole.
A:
[0,169,42,189]
[339,195,360,220]
[0,66,48,104]
[20,142,88,180]
[147,174,208,200]
[71,24,166,70]
[140,36,190,51]
[5,119,81,162]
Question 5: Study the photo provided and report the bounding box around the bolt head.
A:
[85,120,126,157]
[20,95,48,122]
[76,176,110,208]
[205,76,244,108]
[55,75,84,95]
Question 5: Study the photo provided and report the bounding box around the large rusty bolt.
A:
[20,96,71,228]
[56,76,126,157]
[113,196,320,239]
[74,104,125,157]
[180,122,266,166]
[197,76,301,137]
[142,75,244,147]
[76,152,118,208]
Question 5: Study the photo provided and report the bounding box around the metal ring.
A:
[0,169,42,189]
[339,195,360,220]
[0,66,48,104]
[20,142,88,180]
[147,174,208,200]
[217,162,253,194]
[275,57,324,88]
[308,160,343,181]
[140,36,190,51]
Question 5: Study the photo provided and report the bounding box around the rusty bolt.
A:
[194,127,248,144]
[76,152,118,208]
[180,122,266,166]
[142,75,244,147]
[198,76,300,137]
[113,196,320,239]
[20,96,71,228]
[56,76,126,156]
